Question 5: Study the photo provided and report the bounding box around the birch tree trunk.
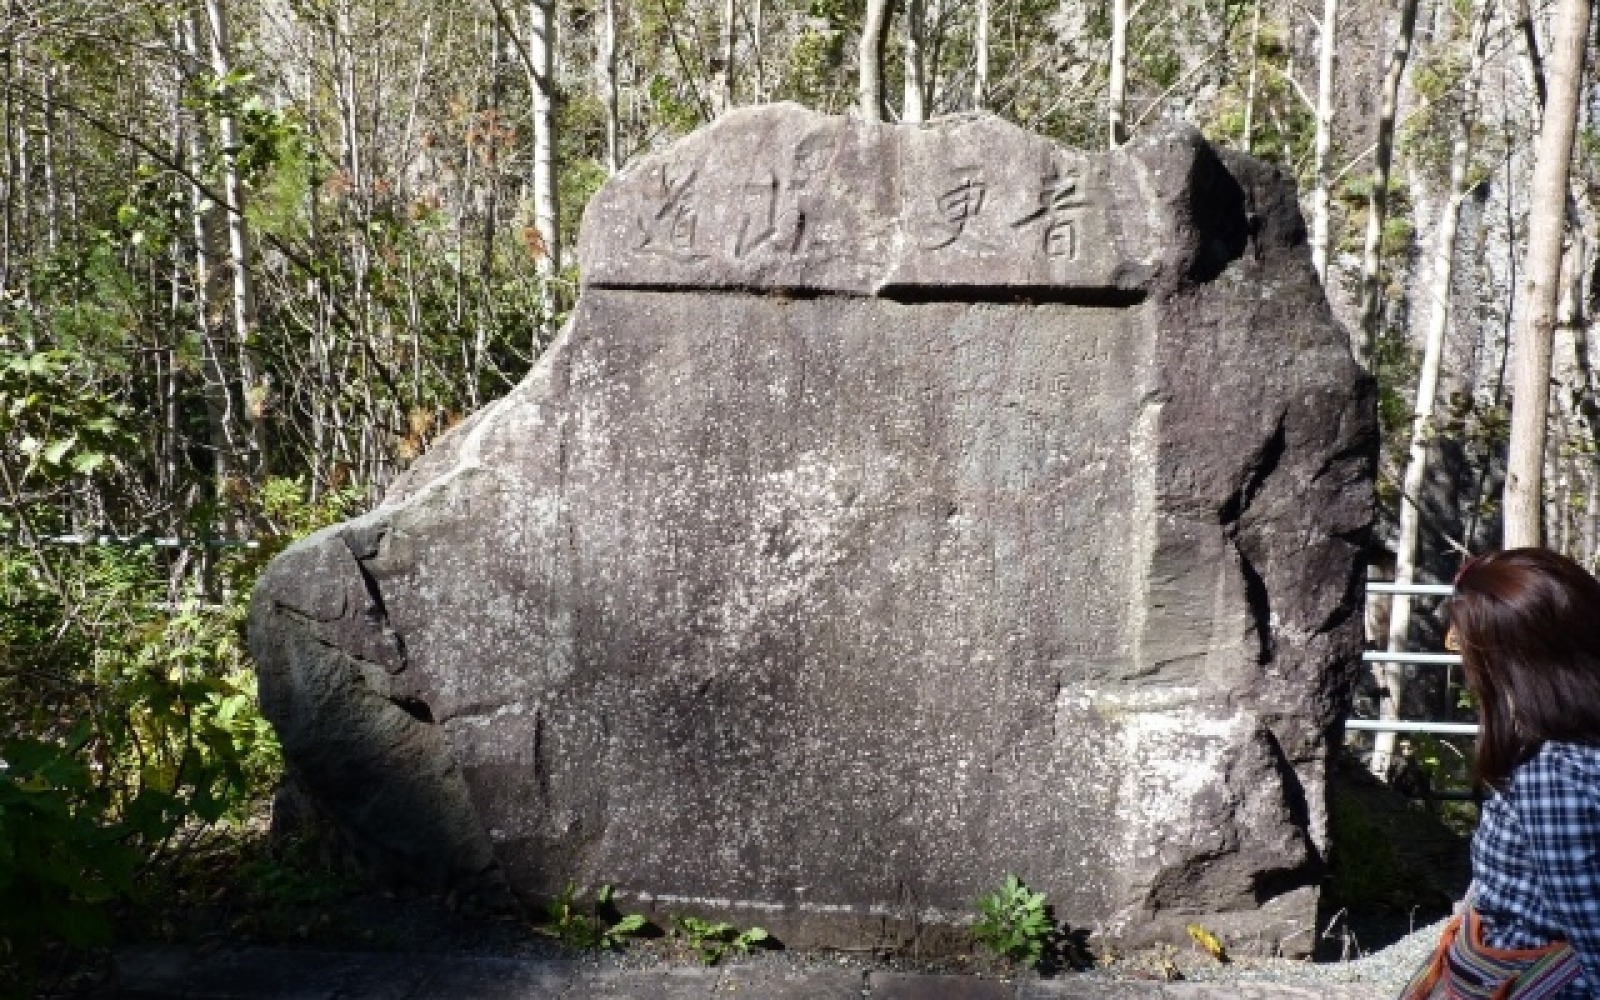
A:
[974,0,988,109]
[1,14,13,293]
[859,0,891,121]
[1108,0,1129,146]
[1371,0,1490,779]
[1506,0,1592,548]
[528,0,560,279]
[41,65,57,254]
[1513,0,1547,112]
[904,0,926,122]
[714,0,735,114]
[1308,0,1339,285]
[1241,0,1261,153]
[1354,0,1419,365]
[600,0,619,172]
[203,0,264,472]
[753,0,765,102]
[181,9,236,498]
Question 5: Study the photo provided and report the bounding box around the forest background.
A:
[1,0,1597,986]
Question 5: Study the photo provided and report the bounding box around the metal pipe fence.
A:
[1351,579,1475,737]
[10,535,259,548]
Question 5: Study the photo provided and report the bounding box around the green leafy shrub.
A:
[0,473,366,991]
[673,915,769,965]
[972,874,1055,966]
[544,884,648,951]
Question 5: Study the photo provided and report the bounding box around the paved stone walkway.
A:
[115,946,1388,999]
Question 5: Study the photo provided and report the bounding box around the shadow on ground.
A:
[1317,751,1472,959]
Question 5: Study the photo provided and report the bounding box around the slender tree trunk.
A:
[1513,0,1548,113]
[714,0,735,114]
[1585,464,1599,566]
[1241,0,1261,152]
[181,10,236,503]
[1371,1,1490,779]
[397,13,435,200]
[904,0,926,121]
[41,65,58,254]
[600,0,620,172]
[1108,0,1128,146]
[14,124,26,266]
[752,0,765,102]
[333,2,363,201]
[203,0,264,473]
[527,0,559,278]
[1,0,14,292]
[1506,0,1593,548]
[859,0,891,120]
[1308,0,1339,284]
[974,0,988,109]
[1354,0,1419,365]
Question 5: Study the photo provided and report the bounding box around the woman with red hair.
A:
[1403,548,1600,999]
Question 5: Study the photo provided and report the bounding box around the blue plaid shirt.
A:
[1473,741,1600,997]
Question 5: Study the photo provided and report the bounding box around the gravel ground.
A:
[93,877,1451,998]
[1088,918,1445,990]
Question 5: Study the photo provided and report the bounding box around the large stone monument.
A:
[249,105,1375,955]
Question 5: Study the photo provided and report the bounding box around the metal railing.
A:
[1349,580,1473,737]
[15,534,260,549]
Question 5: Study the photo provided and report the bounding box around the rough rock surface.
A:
[249,105,1375,957]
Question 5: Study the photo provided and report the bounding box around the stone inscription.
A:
[582,107,1150,293]
[924,170,988,250]
[630,155,1106,267]
[633,165,707,263]
[1012,165,1087,260]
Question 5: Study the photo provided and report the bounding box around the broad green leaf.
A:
[41,436,76,465]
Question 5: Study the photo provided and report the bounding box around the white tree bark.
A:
[1371,0,1490,779]
[1354,0,1419,366]
[859,0,891,121]
[527,0,559,276]
[332,1,362,200]
[714,0,735,114]
[181,8,236,493]
[1308,0,1339,285]
[203,0,263,468]
[1241,0,1261,153]
[904,0,926,122]
[753,0,765,102]
[41,65,57,253]
[1506,0,1592,548]
[599,0,619,172]
[974,0,988,109]
[1108,0,1128,146]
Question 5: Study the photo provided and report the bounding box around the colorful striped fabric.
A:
[1401,908,1583,1000]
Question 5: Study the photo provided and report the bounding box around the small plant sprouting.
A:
[673,915,770,965]
[972,874,1055,966]
[543,884,648,950]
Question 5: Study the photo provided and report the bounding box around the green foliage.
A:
[673,915,769,965]
[543,884,649,951]
[1371,327,1421,453]
[972,874,1054,966]
[256,477,367,543]
[1327,793,1405,909]
[0,351,135,488]
[1397,46,1474,181]
[1198,11,1318,179]
[0,544,282,988]
[0,734,135,992]
[0,475,365,989]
